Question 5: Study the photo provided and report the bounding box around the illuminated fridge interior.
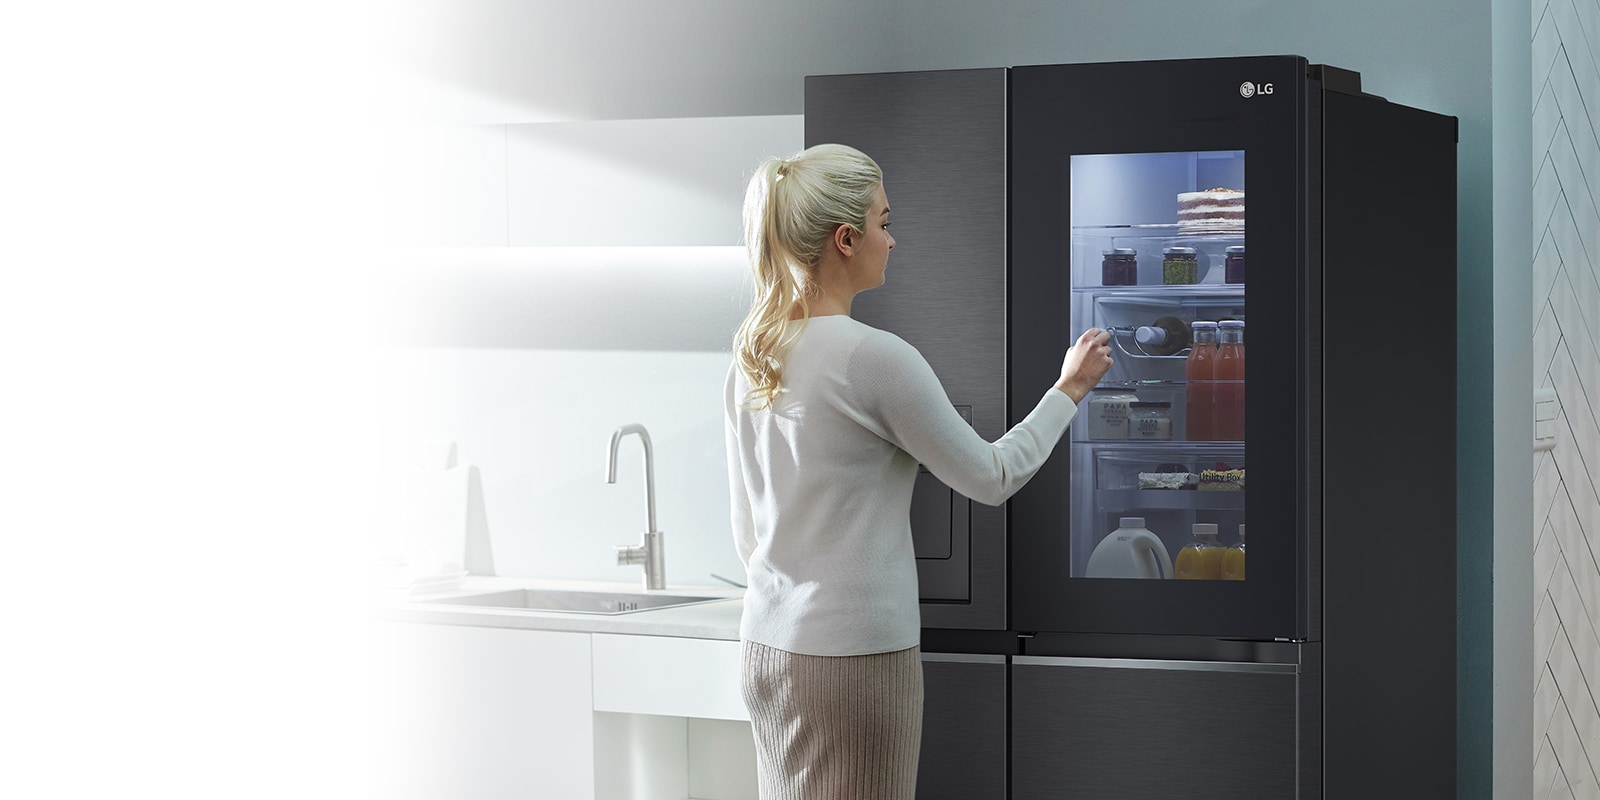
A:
[1067,150,1249,582]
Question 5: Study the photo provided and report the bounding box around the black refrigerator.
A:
[805,55,1457,800]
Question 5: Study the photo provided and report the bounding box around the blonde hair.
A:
[734,143,883,410]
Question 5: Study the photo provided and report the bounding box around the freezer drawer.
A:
[917,654,1006,800]
[1011,656,1297,800]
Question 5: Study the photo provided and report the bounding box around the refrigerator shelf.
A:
[1094,488,1246,511]
[1070,222,1244,244]
[1071,285,1245,298]
[1080,442,1246,453]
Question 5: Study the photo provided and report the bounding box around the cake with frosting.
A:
[1177,188,1245,231]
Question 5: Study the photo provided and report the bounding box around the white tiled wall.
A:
[1530,0,1600,796]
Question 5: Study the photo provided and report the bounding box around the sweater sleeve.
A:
[723,365,757,568]
[847,332,1079,507]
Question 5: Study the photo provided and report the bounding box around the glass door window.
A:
[1067,151,1248,583]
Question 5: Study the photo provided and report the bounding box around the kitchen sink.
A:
[421,588,726,615]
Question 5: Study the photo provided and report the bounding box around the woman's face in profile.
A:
[853,184,895,290]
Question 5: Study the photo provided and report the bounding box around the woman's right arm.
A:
[852,327,1112,506]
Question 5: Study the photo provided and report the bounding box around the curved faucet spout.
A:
[606,423,657,536]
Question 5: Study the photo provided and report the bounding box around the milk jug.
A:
[1085,517,1173,579]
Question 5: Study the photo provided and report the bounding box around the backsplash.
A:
[376,346,746,586]
[372,245,754,586]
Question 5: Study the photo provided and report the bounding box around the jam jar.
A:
[1101,248,1138,286]
[1224,245,1245,284]
[1162,246,1199,285]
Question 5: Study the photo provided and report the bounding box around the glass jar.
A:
[1086,389,1137,439]
[1126,401,1174,440]
[1101,248,1138,286]
[1225,245,1245,284]
[1162,246,1199,285]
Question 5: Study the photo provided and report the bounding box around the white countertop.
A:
[372,576,744,641]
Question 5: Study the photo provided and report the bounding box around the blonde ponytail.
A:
[735,144,882,410]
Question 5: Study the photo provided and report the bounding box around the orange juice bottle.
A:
[1174,523,1224,580]
[1185,321,1218,441]
[1221,524,1246,581]
[1214,320,1246,441]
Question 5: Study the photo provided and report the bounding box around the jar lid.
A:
[1129,401,1171,408]
[1102,248,1137,256]
[1190,320,1219,329]
[1192,523,1218,535]
[1162,246,1198,255]
[1218,320,1245,328]
[1225,245,1246,254]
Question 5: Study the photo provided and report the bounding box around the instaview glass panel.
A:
[1068,151,1247,582]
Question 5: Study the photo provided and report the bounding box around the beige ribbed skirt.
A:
[741,640,924,800]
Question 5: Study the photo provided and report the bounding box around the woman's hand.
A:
[1054,327,1114,403]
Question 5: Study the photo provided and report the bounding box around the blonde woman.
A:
[724,143,1112,799]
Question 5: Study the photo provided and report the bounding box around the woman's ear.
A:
[832,223,855,257]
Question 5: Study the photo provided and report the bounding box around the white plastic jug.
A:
[1084,516,1173,579]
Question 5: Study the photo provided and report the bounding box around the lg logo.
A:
[1239,81,1274,98]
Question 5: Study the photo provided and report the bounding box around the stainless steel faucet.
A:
[605,423,665,590]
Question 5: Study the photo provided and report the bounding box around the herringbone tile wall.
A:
[1532,0,1600,796]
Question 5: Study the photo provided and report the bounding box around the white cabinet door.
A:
[371,622,593,800]
[591,634,746,721]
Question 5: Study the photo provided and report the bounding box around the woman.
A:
[724,143,1112,799]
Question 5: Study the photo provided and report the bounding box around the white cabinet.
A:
[591,634,757,800]
[592,634,746,721]
[371,622,594,800]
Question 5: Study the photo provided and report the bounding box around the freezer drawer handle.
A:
[1012,655,1297,674]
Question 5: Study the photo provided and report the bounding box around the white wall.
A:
[371,246,761,585]
[373,115,802,585]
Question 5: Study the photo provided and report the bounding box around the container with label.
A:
[1101,248,1138,286]
[1087,389,1138,440]
[1126,401,1174,440]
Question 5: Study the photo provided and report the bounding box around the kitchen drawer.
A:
[592,634,747,721]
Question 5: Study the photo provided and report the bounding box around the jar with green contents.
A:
[1162,246,1199,285]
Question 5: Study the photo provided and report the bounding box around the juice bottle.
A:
[1185,321,1218,441]
[1214,320,1246,441]
[1221,524,1246,581]
[1174,523,1225,580]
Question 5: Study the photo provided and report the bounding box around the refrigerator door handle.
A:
[1013,655,1297,674]
[921,652,1007,665]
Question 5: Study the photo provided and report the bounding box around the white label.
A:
[1088,398,1132,439]
[1128,416,1173,440]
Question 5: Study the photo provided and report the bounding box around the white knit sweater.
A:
[724,315,1078,656]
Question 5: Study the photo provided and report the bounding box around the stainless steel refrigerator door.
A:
[805,68,1009,630]
[916,653,1007,800]
[1011,655,1299,800]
